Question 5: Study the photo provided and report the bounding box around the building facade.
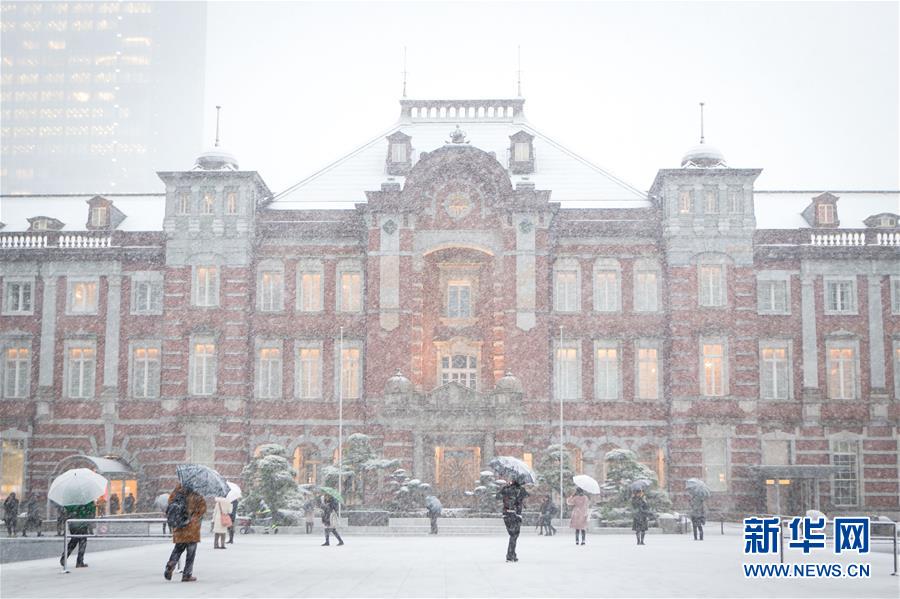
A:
[1,98,898,518]
[0,1,206,194]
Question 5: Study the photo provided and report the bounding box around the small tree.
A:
[239,444,308,521]
[600,448,671,521]
[465,470,504,514]
[536,445,576,507]
[385,469,432,513]
[340,433,399,506]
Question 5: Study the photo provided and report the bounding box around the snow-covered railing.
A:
[876,232,900,246]
[400,98,525,121]
[0,234,48,249]
[809,232,866,246]
[0,232,114,249]
[58,234,112,248]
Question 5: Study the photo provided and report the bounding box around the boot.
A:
[182,575,197,582]
[636,532,641,545]
[321,530,330,546]
[333,530,344,546]
[164,560,176,580]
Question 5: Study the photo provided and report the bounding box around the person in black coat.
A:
[227,499,238,544]
[631,489,650,545]
[539,496,557,536]
[109,493,120,515]
[496,479,528,562]
[3,492,19,537]
[320,494,343,546]
[22,493,42,537]
[123,493,135,514]
[689,494,706,541]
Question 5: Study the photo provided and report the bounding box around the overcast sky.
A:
[203,1,899,194]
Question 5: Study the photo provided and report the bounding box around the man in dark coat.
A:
[22,493,42,537]
[60,501,94,568]
[631,489,650,545]
[689,494,706,541]
[539,496,557,536]
[164,484,206,582]
[426,503,439,534]
[3,492,19,537]
[496,479,528,562]
[123,493,135,514]
[109,493,120,515]
[320,494,344,546]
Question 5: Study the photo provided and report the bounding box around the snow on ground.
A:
[1,531,897,598]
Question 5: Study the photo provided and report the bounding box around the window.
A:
[90,205,108,227]
[296,345,322,399]
[447,281,471,319]
[3,347,30,398]
[257,346,282,399]
[513,142,530,162]
[817,203,835,225]
[633,267,659,312]
[440,354,478,389]
[177,192,190,215]
[186,429,215,468]
[201,191,215,215]
[890,277,900,315]
[297,266,323,312]
[678,190,692,214]
[702,437,727,492]
[758,279,789,314]
[825,279,856,314]
[131,344,160,398]
[728,190,742,213]
[130,274,162,314]
[554,264,579,312]
[66,342,95,398]
[702,342,726,397]
[894,342,900,399]
[760,343,790,400]
[554,342,580,400]
[68,278,98,314]
[636,344,659,400]
[1,437,25,497]
[258,269,284,312]
[193,266,219,307]
[339,346,361,399]
[826,343,857,399]
[594,344,619,399]
[704,189,718,213]
[762,439,791,465]
[699,265,725,307]
[190,340,216,396]
[390,143,407,163]
[831,440,859,507]
[225,191,238,215]
[3,278,33,314]
[338,266,362,313]
[294,446,321,485]
[593,263,620,312]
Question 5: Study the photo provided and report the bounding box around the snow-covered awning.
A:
[73,455,135,476]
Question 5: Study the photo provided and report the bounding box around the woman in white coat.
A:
[211,497,232,549]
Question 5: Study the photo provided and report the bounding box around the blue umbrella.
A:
[176,464,229,497]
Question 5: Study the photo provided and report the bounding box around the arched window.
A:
[435,338,481,391]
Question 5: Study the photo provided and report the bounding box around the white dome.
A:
[680,143,726,168]
[494,371,523,394]
[194,147,239,171]
[385,370,414,394]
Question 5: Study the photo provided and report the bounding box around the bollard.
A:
[779,519,785,565]
[893,522,898,576]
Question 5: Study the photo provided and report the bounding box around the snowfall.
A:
[1,528,898,598]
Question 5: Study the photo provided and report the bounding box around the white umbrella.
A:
[48,468,108,507]
[225,481,242,502]
[154,493,170,512]
[572,474,601,495]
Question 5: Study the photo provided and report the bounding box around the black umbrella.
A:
[489,456,537,485]
[176,464,229,497]
[629,479,652,492]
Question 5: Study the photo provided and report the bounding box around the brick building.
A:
[1,98,898,518]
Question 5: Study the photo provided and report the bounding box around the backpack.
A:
[166,491,191,530]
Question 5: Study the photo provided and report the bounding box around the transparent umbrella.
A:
[488,456,537,485]
[48,468,108,508]
[225,481,242,502]
[176,464,229,497]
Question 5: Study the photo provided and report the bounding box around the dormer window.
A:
[390,143,407,163]
[803,192,840,228]
[817,204,835,225]
[86,195,121,230]
[385,131,412,176]
[863,213,899,228]
[90,205,108,227]
[27,216,64,232]
[33,219,50,231]
[509,130,535,174]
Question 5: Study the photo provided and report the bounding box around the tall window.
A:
[66,343,95,398]
[257,347,282,398]
[825,279,855,313]
[338,269,362,312]
[758,279,788,314]
[826,344,856,399]
[3,347,30,398]
[593,268,619,312]
[728,190,742,213]
[131,344,160,398]
[554,268,579,312]
[704,189,718,213]
[636,345,659,400]
[90,205,108,227]
[68,279,98,314]
[3,279,33,314]
[702,342,726,397]
[339,347,361,399]
[702,437,727,492]
[191,341,216,396]
[891,278,900,314]
[258,269,284,312]
[131,276,162,314]
[678,190,692,214]
[296,346,321,399]
[831,440,859,507]
[177,192,190,215]
[554,343,580,400]
[1,437,25,496]
[201,191,215,215]
[633,268,659,312]
[193,266,219,307]
[440,354,478,389]
[513,142,530,162]
[447,281,472,319]
[594,344,619,399]
[760,344,789,399]
[699,265,725,307]
[225,191,238,215]
[817,203,836,225]
[297,269,322,312]
[390,143,407,163]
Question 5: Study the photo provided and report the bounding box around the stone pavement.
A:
[0,531,897,598]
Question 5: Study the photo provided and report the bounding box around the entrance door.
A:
[434,447,480,502]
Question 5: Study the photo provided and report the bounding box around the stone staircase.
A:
[252,518,652,536]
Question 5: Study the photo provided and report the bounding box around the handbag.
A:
[221,513,233,528]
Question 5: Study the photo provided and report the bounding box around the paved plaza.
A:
[1,530,897,598]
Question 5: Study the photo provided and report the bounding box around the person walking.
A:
[427,503,439,535]
[689,493,706,541]
[567,488,589,545]
[109,493,120,515]
[59,501,94,568]
[124,493,135,514]
[227,498,238,544]
[320,494,344,546]
[496,478,528,562]
[164,483,207,582]
[3,492,19,537]
[56,505,68,536]
[631,489,650,545]
[539,496,557,536]
[22,492,43,537]
[95,496,106,517]
[211,496,231,549]
[303,501,315,534]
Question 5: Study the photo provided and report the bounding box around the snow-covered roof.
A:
[0,194,165,232]
[270,99,649,210]
[754,191,899,229]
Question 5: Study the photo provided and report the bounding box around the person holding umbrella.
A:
[567,488,589,545]
[685,478,710,541]
[4,492,19,537]
[48,467,109,569]
[539,496,557,536]
[320,489,344,546]
[496,478,528,562]
[59,501,95,568]
[425,496,442,534]
[22,492,42,537]
[631,488,651,545]
[164,483,207,582]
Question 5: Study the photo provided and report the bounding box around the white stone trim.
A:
[336,259,364,313]
[0,335,32,399]
[756,271,791,315]
[699,337,729,397]
[824,335,861,400]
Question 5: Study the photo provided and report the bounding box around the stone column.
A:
[514,214,536,331]
[800,273,819,392]
[36,274,58,415]
[378,216,400,331]
[102,275,122,390]
[867,276,886,391]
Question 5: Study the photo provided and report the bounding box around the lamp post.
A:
[559,325,564,519]
[337,326,344,519]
